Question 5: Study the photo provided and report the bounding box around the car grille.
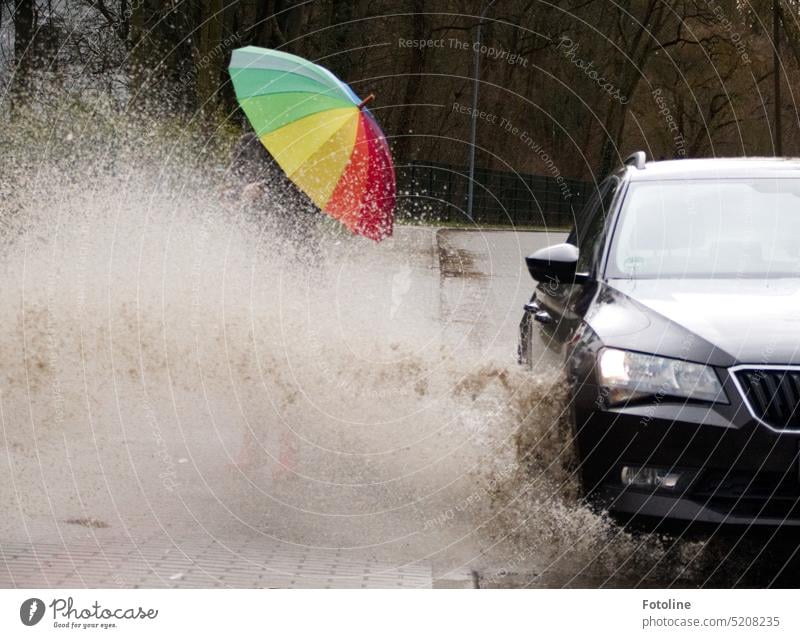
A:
[734,368,800,430]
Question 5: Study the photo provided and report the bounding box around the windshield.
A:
[607,178,800,279]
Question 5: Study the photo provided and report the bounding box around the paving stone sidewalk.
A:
[0,534,433,589]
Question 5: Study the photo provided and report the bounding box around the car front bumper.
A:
[575,386,800,529]
[594,485,800,531]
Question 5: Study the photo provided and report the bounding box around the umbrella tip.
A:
[357,94,375,110]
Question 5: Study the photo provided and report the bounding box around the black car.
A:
[519,152,800,531]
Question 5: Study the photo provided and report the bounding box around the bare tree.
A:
[11,0,35,103]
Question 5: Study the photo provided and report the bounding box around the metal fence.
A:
[396,161,592,228]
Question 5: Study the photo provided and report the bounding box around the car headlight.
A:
[598,348,727,405]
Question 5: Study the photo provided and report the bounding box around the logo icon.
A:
[20,598,45,626]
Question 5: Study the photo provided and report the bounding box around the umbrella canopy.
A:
[229,46,395,241]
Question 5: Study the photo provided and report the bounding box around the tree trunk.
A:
[237,0,261,46]
[394,3,426,162]
[128,0,150,99]
[194,0,225,116]
[12,0,36,105]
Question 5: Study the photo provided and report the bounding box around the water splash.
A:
[0,105,764,586]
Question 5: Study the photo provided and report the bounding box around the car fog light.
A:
[621,466,681,489]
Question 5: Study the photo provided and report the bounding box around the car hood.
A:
[605,278,800,365]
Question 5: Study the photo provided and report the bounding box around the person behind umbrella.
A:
[230,131,319,257]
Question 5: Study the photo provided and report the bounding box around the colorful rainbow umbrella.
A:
[229,46,395,241]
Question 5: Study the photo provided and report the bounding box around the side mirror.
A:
[525,243,589,285]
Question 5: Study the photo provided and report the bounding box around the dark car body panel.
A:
[608,278,800,366]
[520,157,800,530]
